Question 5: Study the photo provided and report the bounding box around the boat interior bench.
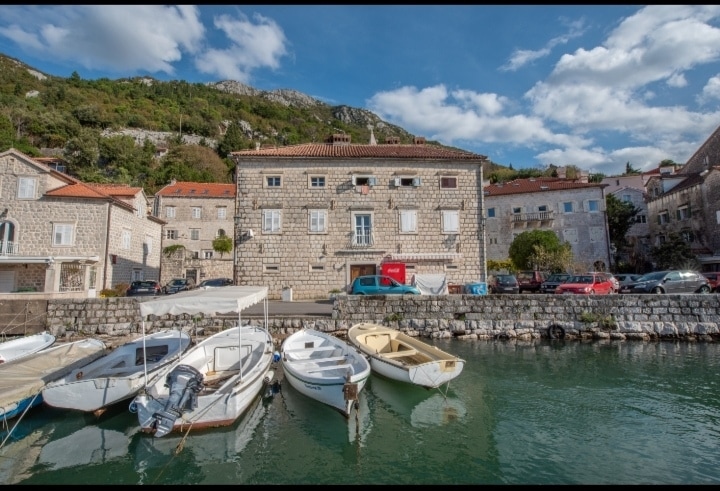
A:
[284,346,336,354]
[382,349,419,358]
[287,355,347,365]
[306,363,352,374]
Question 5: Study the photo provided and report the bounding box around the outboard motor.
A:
[151,364,204,438]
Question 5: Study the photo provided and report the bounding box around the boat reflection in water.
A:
[38,426,130,470]
[368,374,467,428]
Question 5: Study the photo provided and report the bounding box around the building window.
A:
[538,205,548,212]
[264,264,280,273]
[487,208,496,218]
[310,264,325,272]
[192,250,200,259]
[658,211,670,224]
[165,206,176,218]
[217,207,227,219]
[562,202,574,213]
[622,194,632,202]
[191,207,202,219]
[586,200,600,212]
[636,215,647,224]
[309,176,326,188]
[512,207,522,215]
[122,229,131,249]
[18,177,37,199]
[53,223,74,246]
[309,209,327,233]
[132,269,142,281]
[680,230,695,242]
[263,210,281,233]
[352,175,376,186]
[353,213,372,246]
[166,230,177,239]
[657,234,666,245]
[190,229,200,240]
[442,210,459,233]
[217,229,226,237]
[399,209,417,233]
[203,250,214,259]
[676,206,690,221]
[440,177,457,189]
[265,176,282,188]
[393,177,422,187]
[144,236,153,255]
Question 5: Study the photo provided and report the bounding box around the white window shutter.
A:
[412,177,421,186]
[351,176,357,186]
[394,178,401,186]
[369,177,377,186]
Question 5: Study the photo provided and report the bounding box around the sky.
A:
[2,5,720,176]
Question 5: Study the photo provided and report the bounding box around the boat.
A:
[0,332,56,364]
[131,286,276,438]
[0,338,108,422]
[346,322,465,390]
[41,330,191,416]
[280,328,371,418]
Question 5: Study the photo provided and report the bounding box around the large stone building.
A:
[152,180,236,285]
[231,134,488,300]
[483,174,612,272]
[0,148,164,297]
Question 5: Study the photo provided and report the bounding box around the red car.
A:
[554,272,615,295]
[703,272,720,293]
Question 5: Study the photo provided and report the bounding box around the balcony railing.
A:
[512,211,554,223]
[0,240,19,255]
[347,232,375,249]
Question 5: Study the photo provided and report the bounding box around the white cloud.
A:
[194,13,289,81]
[500,17,585,72]
[700,74,720,101]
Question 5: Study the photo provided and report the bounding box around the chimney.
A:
[414,136,426,145]
[328,134,351,146]
[557,167,566,179]
[384,136,400,145]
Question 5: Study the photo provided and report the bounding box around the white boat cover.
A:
[0,339,107,411]
[138,286,269,318]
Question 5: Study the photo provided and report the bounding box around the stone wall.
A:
[22,294,720,343]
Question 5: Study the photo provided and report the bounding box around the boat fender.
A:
[547,324,566,340]
[128,400,138,413]
[273,351,281,363]
[76,371,83,380]
[264,370,275,384]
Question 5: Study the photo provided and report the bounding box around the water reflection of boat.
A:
[369,375,467,428]
[280,376,372,447]
[37,426,130,470]
[134,393,269,469]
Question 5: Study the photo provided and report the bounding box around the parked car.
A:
[126,280,162,297]
[539,273,572,294]
[615,273,642,288]
[605,273,620,293]
[554,272,615,295]
[350,275,421,295]
[488,274,519,294]
[198,277,234,289]
[620,270,711,294]
[516,270,549,293]
[162,278,195,295]
[702,272,720,293]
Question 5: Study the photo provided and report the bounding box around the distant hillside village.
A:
[1,124,719,300]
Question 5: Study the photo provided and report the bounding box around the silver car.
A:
[620,270,711,294]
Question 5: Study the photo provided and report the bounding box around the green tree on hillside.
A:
[508,229,572,272]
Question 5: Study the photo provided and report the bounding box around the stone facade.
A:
[231,137,487,300]
[0,149,163,296]
[484,177,611,272]
[152,181,235,285]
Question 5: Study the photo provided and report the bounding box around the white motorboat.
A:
[42,330,191,416]
[346,322,465,390]
[281,328,371,417]
[131,286,276,438]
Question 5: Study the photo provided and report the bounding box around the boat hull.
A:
[281,329,371,417]
[347,322,464,389]
[0,332,56,364]
[132,326,274,437]
[42,330,190,413]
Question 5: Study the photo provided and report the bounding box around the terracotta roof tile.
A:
[156,181,236,198]
[86,183,143,197]
[231,142,486,160]
[484,177,606,196]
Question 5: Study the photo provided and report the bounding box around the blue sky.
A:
[2,5,720,176]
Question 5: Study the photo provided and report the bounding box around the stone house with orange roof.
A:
[152,180,235,285]
[0,148,164,297]
[231,134,488,300]
[483,173,612,272]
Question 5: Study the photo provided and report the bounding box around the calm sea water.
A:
[2,338,720,485]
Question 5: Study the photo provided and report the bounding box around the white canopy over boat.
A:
[138,286,269,318]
